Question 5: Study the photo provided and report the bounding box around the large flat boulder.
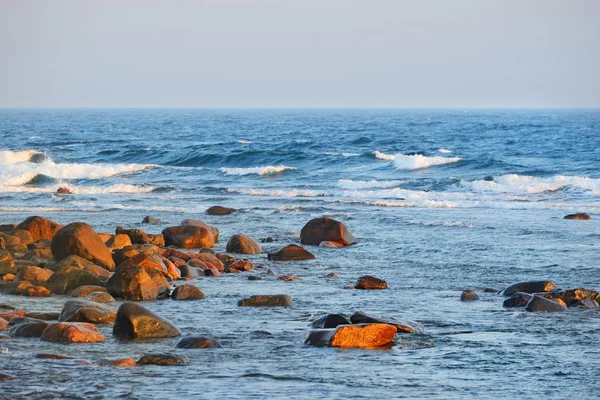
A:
[267,244,315,261]
[16,216,62,242]
[502,281,557,296]
[162,226,215,249]
[305,323,396,348]
[51,223,115,271]
[112,302,181,339]
[58,300,116,324]
[238,295,292,307]
[41,322,106,343]
[299,217,356,246]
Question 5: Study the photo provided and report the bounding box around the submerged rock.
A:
[310,314,350,329]
[502,281,557,297]
[58,300,116,324]
[305,323,396,348]
[460,290,480,301]
[137,353,188,366]
[171,285,205,300]
[7,317,49,338]
[112,302,181,340]
[206,206,237,215]
[176,336,222,348]
[267,244,315,261]
[238,295,293,307]
[563,213,591,220]
[300,217,356,246]
[142,216,161,224]
[525,295,567,312]
[355,275,387,290]
[41,322,106,343]
[503,292,532,308]
[99,357,137,367]
[350,311,424,334]
[226,234,261,254]
[51,223,115,271]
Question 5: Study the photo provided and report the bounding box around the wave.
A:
[220,165,296,176]
[227,188,328,197]
[465,174,600,195]
[337,179,405,190]
[393,154,463,170]
[0,150,46,164]
[437,148,452,154]
[373,151,395,161]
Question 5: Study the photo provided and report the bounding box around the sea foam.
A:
[220,165,296,176]
[374,150,462,169]
[466,174,600,194]
[337,179,404,190]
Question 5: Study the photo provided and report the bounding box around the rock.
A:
[227,260,255,272]
[247,276,262,281]
[305,323,396,348]
[226,234,261,254]
[350,311,424,334]
[576,299,599,308]
[503,292,533,307]
[564,213,591,220]
[319,241,345,248]
[310,314,350,329]
[99,357,137,367]
[0,232,20,247]
[142,216,161,224]
[0,311,25,321]
[2,273,15,281]
[180,219,219,241]
[267,244,315,261]
[105,265,171,301]
[178,265,200,279]
[35,353,73,359]
[557,288,599,307]
[460,290,480,301]
[137,353,188,366]
[53,255,112,280]
[56,187,72,194]
[112,302,181,339]
[112,244,161,267]
[16,216,62,242]
[115,227,164,247]
[23,286,52,297]
[238,295,292,307]
[355,275,387,290]
[190,253,224,271]
[27,239,51,250]
[277,275,300,281]
[70,285,108,298]
[176,336,222,348]
[0,317,8,330]
[117,253,168,276]
[0,304,15,310]
[105,234,132,249]
[162,226,215,249]
[43,265,104,295]
[164,259,181,280]
[260,237,274,243]
[24,312,59,321]
[0,374,15,381]
[58,300,117,324]
[300,217,356,246]
[85,291,115,303]
[41,322,106,343]
[51,222,115,271]
[502,281,557,296]
[206,206,237,215]
[484,288,501,293]
[16,266,53,285]
[171,285,205,300]
[7,317,49,337]
[7,281,32,295]
[0,252,15,275]
[0,236,4,251]
[22,247,53,261]
[326,273,338,278]
[11,229,34,245]
[525,295,567,312]
[203,268,222,277]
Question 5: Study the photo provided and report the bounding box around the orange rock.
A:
[16,216,62,242]
[57,187,72,194]
[226,234,261,254]
[190,253,224,271]
[99,357,136,367]
[41,322,106,343]
[2,273,16,281]
[0,317,8,330]
[117,253,168,275]
[165,259,181,280]
[0,311,26,321]
[330,323,397,348]
[16,265,53,285]
[24,286,52,297]
[277,275,300,281]
[162,225,215,249]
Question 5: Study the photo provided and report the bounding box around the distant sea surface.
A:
[1,109,599,398]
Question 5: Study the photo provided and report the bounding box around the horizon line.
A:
[1,106,599,111]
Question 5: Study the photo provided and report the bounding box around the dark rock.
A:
[355,275,387,290]
[16,216,62,242]
[305,323,397,348]
[310,314,350,329]
[176,336,221,348]
[35,353,73,359]
[43,266,104,295]
[484,288,501,293]
[56,187,72,194]
[41,322,106,343]
[58,300,117,324]
[0,374,15,381]
[51,222,115,271]
[277,275,299,281]
[260,237,274,243]
[106,265,171,301]
[137,353,188,366]
[238,295,293,307]
[162,226,215,249]
[142,216,161,224]
[267,244,315,261]
[23,285,52,297]
[53,255,112,280]
[226,234,261,254]
[557,288,599,307]
[99,357,137,367]
[112,302,181,339]
[564,213,591,220]
[576,299,599,308]
[115,227,164,247]
[171,285,205,300]
[247,276,262,281]
[24,312,60,321]
[178,264,201,279]
[299,217,356,246]
[70,285,108,298]
[503,292,532,307]
[203,268,222,277]
[85,291,115,303]
[350,311,424,334]
[460,290,480,301]
[7,317,49,337]
[0,252,15,275]
[502,281,557,296]
[525,295,567,312]
[206,206,237,215]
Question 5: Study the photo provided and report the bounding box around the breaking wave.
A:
[220,165,296,176]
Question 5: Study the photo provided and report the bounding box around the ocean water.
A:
[0,109,599,399]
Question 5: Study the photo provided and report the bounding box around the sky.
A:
[0,0,599,108]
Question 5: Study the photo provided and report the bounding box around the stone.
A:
[85,291,115,303]
[260,237,274,243]
[310,314,350,329]
[53,255,111,280]
[484,288,501,293]
[115,227,164,247]
[142,216,161,224]
[226,234,261,254]
[300,217,356,246]
[0,374,15,381]
[105,234,132,249]
[99,357,137,367]
[171,285,205,300]
[305,323,397,348]
[2,273,15,281]
[44,265,104,295]
[41,322,106,343]
[7,317,49,337]
[326,273,338,278]
[23,286,52,297]
[206,206,237,215]
[165,259,181,280]
[112,302,181,340]
[176,336,221,348]
[204,268,222,277]
[356,275,388,290]
[319,241,345,248]
[178,265,200,279]
[460,290,480,301]
[16,266,53,285]
[180,219,219,241]
[8,281,32,295]
[267,244,315,261]
[16,216,62,242]
[238,295,293,307]
[247,276,262,281]
[56,187,72,194]
[105,265,171,301]
[190,253,224,271]
[564,213,591,220]
[70,285,109,298]
[24,312,59,321]
[35,353,73,359]
[277,275,300,281]
[117,253,168,276]
[525,295,567,312]
[576,299,599,308]
[0,311,25,321]
[0,236,4,251]
[502,281,557,296]
[22,247,53,261]
[0,232,20,247]
[137,353,188,366]
[0,317,8,331]
[227,260,255,272]
[162,226,215,249]
[503,292,533,307]
[350,311,424,334]
[0,252,15,275]
[557,288,599,307]
[58,300,116,324]
[11,229,34,245]
[51,222,115,271]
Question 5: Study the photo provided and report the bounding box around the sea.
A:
[0,109,599,399]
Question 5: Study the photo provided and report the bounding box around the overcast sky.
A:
[0,0,599,108]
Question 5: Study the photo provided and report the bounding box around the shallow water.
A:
[0,109,599,398]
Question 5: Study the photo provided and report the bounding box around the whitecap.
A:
[337,179,405,190]
[373,150,395,161]
[220,165,296,176]
[466,174,600,195]
[238,140,252,144]
[393,154,462,170]
[0,149,43,164]
[437,148,452,154]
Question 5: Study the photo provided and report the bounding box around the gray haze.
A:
[1,0,599,108]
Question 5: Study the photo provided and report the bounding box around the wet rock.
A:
[7,281,32,295]
[0,252,15,275]
[171,285,205,300]
[142,216,161,224]
[305,323,396,348]
[226,234,261,254]
[16,266,53,286]
[203,268,222,277]
[319,241,344,248]
[105,265,171,301]
[99,357,137,367]
[0,317,8,330]
[260,237,274,243]
[227,260,255,272]
[178,264,201,279]
[35,353,73,359]
[7,317,49,337]
[326,273,338,278]
[564,213,591,220]
[115,227,165,247]
[0,304,15,310]
[180,219,219,241]
[2,273,15,281]
[164,259,181,280]
[23,285,52,297]
[0,374,15,381]
[238,295,293,307]
[105,234,132,249]
[56,187,72,194]
[70,285,108,298]
[53,255,112,280]
[484,288,501,293]
[460,290,480,301]
[503,292,533,308]
[137,353,188,366]
[267,244,315,261]
[0,311,26,321]
[44,265,104,295]
[112,302,181,339]
[247,276,262,281]
[41,322,106,343]
[176,336,221,348]
[59,300,117,324]
[190,253,224,271]
[350,311,424,334]
[117,253,168,276]
[277,275,300,281]
[576,299,599,308]
[310,314,350,329]
[502,281,557,297]
[51,223,115,271]
[557,288,600,307]
[355,275,387,290]
[525,295,567,312]
[162,226,215,249]
[206,205,237,215]
[16,216,62,242]
[85,291,115,303]
[300,217,356,246]
[169,257,187,267]
[24,312,59,321]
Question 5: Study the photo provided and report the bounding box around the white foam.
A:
[437,148,452,154]
[373,151,396,161]
[220,165,296,176]
[337,179,405,190]
[393,154,462,170]
[342,153,360,157]
[238,140,252,144]
[466,174,600,195]
[227,188,328,197]
[0,150,43,164]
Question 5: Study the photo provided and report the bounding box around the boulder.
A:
[164,259,181,280]
[41,322,106,343]
[176,336,221,348]
[51,223,115,271]
[206,206,237,216]
[576,299,599,308]
[53,255,111,280]
[0,317,7,331]
[112,244,161,267]
[142,216,161,224]
[85,291,115,303]
[117,253,168,276]
[99,357,137,367]
[23,286,52,297]
[502,281,557,296]
[180,219,219,241]
[305,323,396,348]
[11,229,34,245]
[171,285,205,300]
[162,226,215,249]
[0,232,20,247]
[44,266,104,295]
[1,273,15,282]
[0,311,25,321]
[178,265,201,279]
[16,266,53,285]
[355,275,387,290]
[557,288,599,307]
[310,314,350,329]
[0,252,15,275]
[115,227,164,247]
[227,260,255,272]
[112,302,181,339]
[189,253,224,271]
[299,217,356,246]
[564,213,591,220]
[16,216,62,242]
[137,353,188,366]
[460,290,480,301]
[319,241,345,248]
[267,245,315,261]
[22,247,53,261]
[70,285,108,298]
[25,312,59,321]
[7,317,49,338]
[105,265,171,301]
[350,311,424,334]
[226,234,261,254]
[105,234,132,249]
[56,187,72,194]
[503,292,533,308]
[58,300,117,324]
[238,295,292,307]
[525,295,567,312]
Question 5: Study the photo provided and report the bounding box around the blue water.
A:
[0,109,599,399]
